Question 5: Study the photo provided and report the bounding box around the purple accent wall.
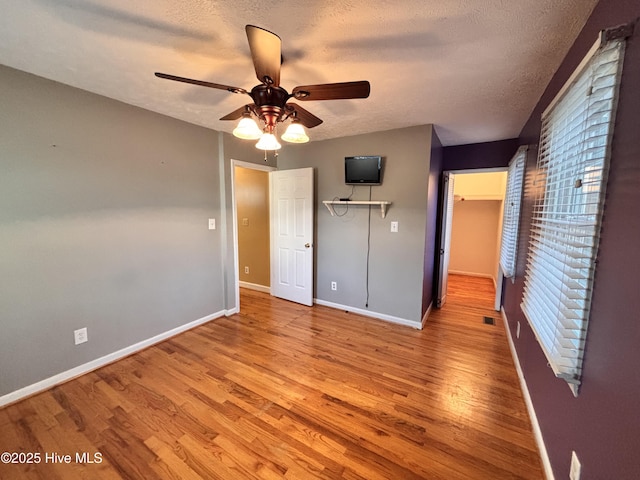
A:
[504,2,640,478]
[442,138,519,171]
[422,129,443,316]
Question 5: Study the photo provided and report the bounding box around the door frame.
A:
[435,167,508,311]
[230,159,277,310]
[436,171,455,307]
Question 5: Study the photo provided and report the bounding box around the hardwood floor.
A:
[0,275,543,479]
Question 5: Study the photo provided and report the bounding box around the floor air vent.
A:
[483,316,496,325]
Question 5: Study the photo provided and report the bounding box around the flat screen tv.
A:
[345,156,382,185]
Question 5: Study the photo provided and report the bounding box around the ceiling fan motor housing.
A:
[251,84,289,128]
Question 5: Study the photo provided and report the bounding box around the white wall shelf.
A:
[323,200,392,218]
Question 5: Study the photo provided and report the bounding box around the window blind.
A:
[521,34,626,392]
[500,147,527,278]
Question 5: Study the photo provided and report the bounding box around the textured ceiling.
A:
[0,0,598,146]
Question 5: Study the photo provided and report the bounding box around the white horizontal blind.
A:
[521,37,625,388]
[500,147,527,278]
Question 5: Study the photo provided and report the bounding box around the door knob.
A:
[305,243,312,248]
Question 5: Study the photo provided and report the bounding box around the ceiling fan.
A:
[155,25,371,150]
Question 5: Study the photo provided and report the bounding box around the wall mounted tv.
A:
[345,156,383,185]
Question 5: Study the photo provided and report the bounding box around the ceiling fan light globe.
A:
[281,122,309,143]
[233,117,262,139]
[255,133,281,150]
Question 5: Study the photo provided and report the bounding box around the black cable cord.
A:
[365,186,372,308]
[331,196,349,217]
[332,185,355,217]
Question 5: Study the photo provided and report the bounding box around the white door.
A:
[269,168,314,306]
[436,172,455,307]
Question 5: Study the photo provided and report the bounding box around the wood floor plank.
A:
[0,275,543,479]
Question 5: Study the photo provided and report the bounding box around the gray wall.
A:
[277,125,433,323]
[0,65,224,396]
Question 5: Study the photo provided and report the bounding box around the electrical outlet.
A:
[331,281,337,291]
[516,321,521,339]
[245,266,249,274]
[570,451,581,480]
[242,218,249,226]
[390,221,399,233]
[74,327,88,345]
[208,218,216,230]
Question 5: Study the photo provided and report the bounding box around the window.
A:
[521,30,628,394]
[500,146,527,278]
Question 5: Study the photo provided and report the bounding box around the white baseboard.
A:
[239,281,270,294]
[448,270,494,279]
[421,301,433,329]
[0,310,225,408]
[314,299,422,329]
[501,308,555,480]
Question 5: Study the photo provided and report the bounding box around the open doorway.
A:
[436,169,507,310]
[231,160,276,310]
[231,161,315,310]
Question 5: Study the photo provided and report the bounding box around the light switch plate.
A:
[208,218,216,230]
[390,221,399,233]
[74,328,88,345]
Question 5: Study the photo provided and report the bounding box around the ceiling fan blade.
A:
[245,25,281,87]
[155,72,247,94]
[292,81,370,101]
[219,105,255,121]
[287,103,323,128]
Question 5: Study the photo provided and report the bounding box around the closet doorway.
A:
[436,169,507,310]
